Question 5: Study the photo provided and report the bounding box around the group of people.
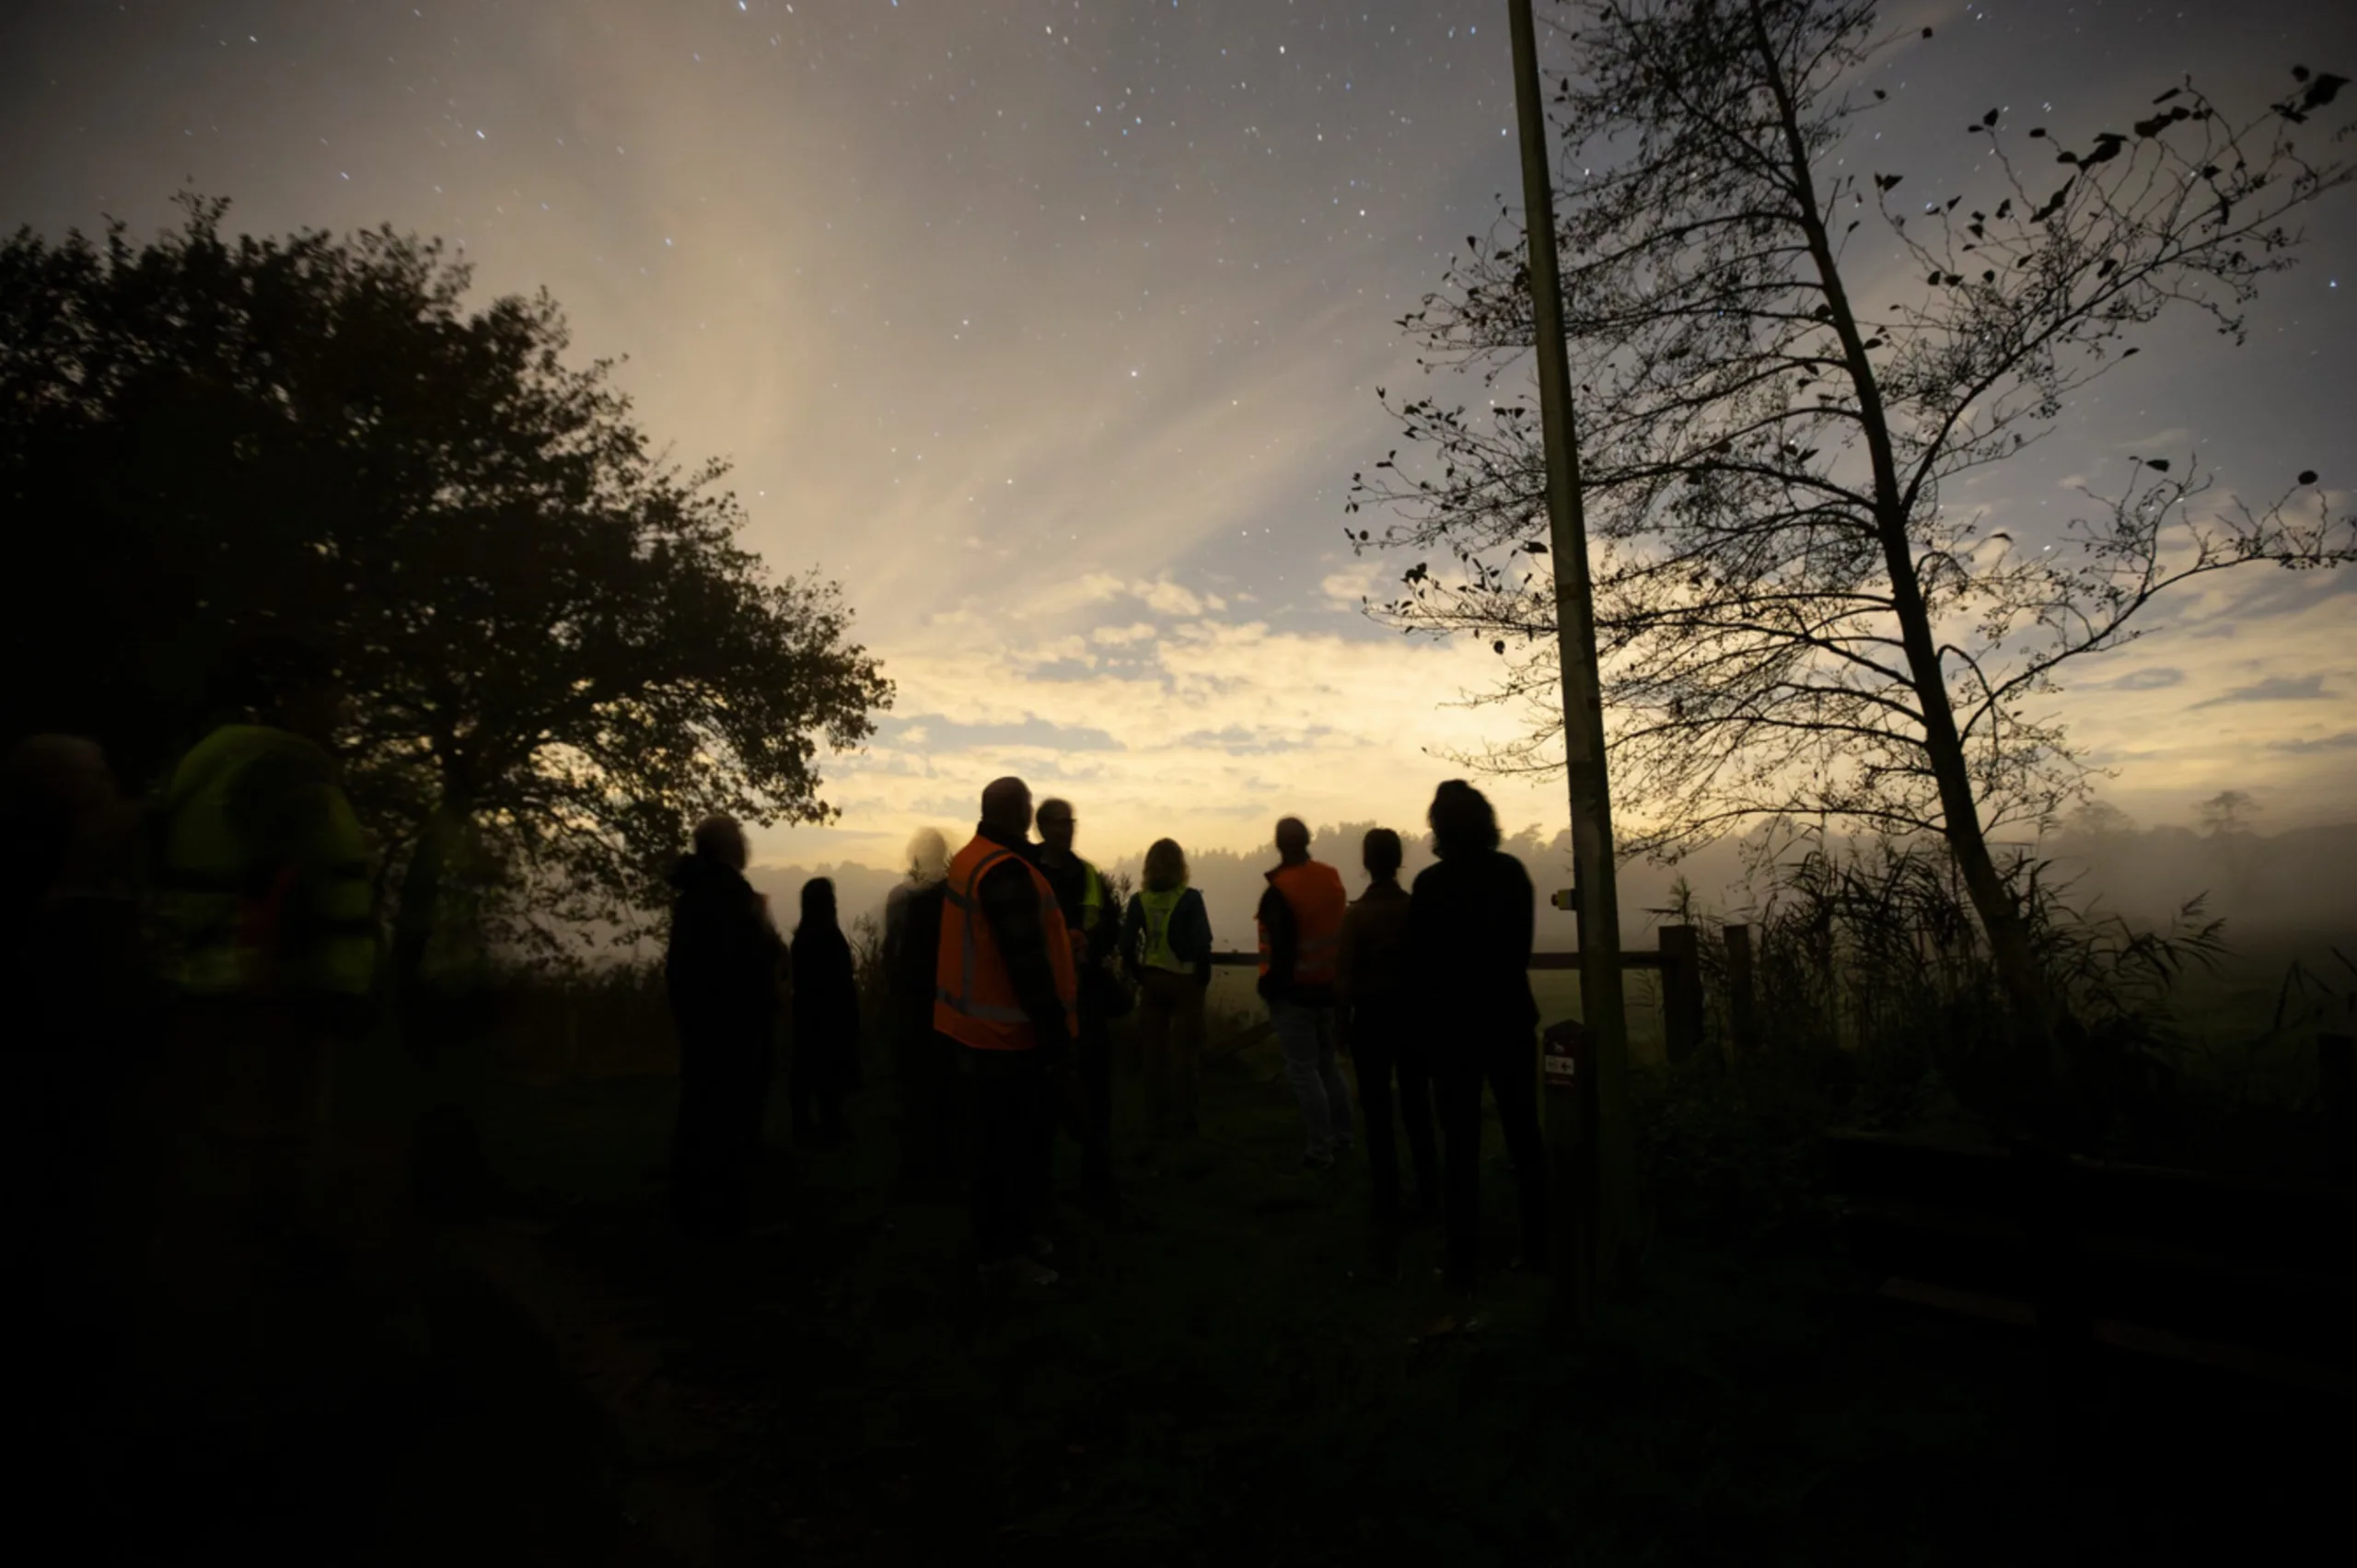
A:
[663,771,1549,1296]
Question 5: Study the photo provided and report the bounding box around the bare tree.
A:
[1350,0,2353,1055]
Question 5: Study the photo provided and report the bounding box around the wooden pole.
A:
[1660,924,1704,1066]
[2321,1033,2355,1182]
[1724,924,1757,1059]
[1509,0,1637,1290]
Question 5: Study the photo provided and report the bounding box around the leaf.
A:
[1525,540,1550,554]
[2304,73,2350,110]
[1982,108,2000,127]
[2028,127,2047,138]
[2293,64,2311,84]
[2152,87,2182,105]
[1874,88,1887,100]
[2147,459,2172,472]
[2299,470,2319,485]
[1492,641,1506,656]
[1922,27,1933,37]
[1875,172,1902,191]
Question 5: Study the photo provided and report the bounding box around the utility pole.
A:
[1506,0,1637,1295]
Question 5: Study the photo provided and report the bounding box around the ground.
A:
[296,1025,2348,1567]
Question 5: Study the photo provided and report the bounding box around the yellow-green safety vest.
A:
[1138,885,1191,973]
[157,724,378,999]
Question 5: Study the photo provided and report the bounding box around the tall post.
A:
[1508,0,1637,1288]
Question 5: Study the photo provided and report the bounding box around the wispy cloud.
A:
[2194,674,2335,708]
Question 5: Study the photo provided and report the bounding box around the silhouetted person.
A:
[790,876,861,1145]
[664,815,784,1239]
[1257,816,1353,1167]
[1411,781,1545,1295]
[134,633,384,1521]
[884,828,958,1186]
[2,735,149,1513]
[1035,796,1117,1204]
[1339,826,1436,1236]
[1120,836,1212,1140]
[938,777,1078,1289]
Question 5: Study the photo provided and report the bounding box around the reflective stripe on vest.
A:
[1138,886,1190,973]
[933,836,1080,1051]
[1257,859,1348,988]
[158,724,378,999]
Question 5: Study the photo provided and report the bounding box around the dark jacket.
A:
[884,879,947,1006]
[1407,849,1538,1038]
[1337,879,1411,1006]
[790,916,861,1076]
[970,822,1070,1051]
[1120,885,1213,985]
[664,852,785,1051]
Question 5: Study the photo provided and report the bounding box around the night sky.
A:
[6,0,2352,873]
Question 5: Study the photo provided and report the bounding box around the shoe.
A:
[1028,1234,1055,1260]
[980,1258,1059,1288]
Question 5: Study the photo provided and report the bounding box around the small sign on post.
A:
[1544,1018,1584,1090]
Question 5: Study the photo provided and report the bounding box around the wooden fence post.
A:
[2321,1033,2355,1182]
[1659,924,1704,1066]
[1545,1021,1602,1325]
[1724,923,1757,1060]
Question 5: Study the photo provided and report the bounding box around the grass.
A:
[431,1016,2351,1567]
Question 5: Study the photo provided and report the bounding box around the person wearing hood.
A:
[664,815,785,1239]
[789,876,862,1145]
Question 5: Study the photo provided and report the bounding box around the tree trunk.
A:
[1750,3,2060,1081]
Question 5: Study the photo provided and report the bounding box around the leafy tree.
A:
[2197,789,2258,837]
[0,195,892,958]
[1349,0,2353,1056]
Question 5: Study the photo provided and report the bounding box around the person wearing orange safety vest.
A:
[1255,816,1353,1168]
[936,776,1079,1288]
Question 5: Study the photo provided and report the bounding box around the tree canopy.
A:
[1,195,892,956]
[1350,0,2353,1052]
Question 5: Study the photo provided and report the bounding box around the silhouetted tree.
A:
[1350,0,2353,1054]
[2198,789,2259,837]
[0,195,892,956]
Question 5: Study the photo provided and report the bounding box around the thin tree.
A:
[1349,0,2353,1062]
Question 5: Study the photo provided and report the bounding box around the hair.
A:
[980,775,1031,833]
[797,875,839,933]
[1427,780,1501,858]
[1036,796,1074,827]
[1143,837,1189,893]
[691,814,747,869]
[1361,826,1403,879]
[905,827,950,885]
[1274,817,1311,860]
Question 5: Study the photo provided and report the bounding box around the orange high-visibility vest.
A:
[1258,859,1348,989]
[935,834,1080,1051]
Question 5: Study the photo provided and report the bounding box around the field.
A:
[311,994,2352,1567]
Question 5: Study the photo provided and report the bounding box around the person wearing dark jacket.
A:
[1120,837,1213,1139]
[664,816,785,1239]
[937,777,1077,1289]
[790,877,862,1144]
[1409,781,1545,1295]
[1338,826,1435,1234]
[1035,797,1118,1203]
[884,829,956,1186]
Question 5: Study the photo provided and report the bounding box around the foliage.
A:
[1348,0,2353,1045]
[0,195,891,958]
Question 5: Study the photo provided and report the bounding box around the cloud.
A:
[2267,730,2357,754]
[1132,578,1204,617]
[2193,674,2334,708]
[871,712,1124,752]
[2087,666,2186,692]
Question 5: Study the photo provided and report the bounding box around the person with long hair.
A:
[1120,837,1212,1139]
[1410,781,1544,1295]
[790,876,861,1145]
